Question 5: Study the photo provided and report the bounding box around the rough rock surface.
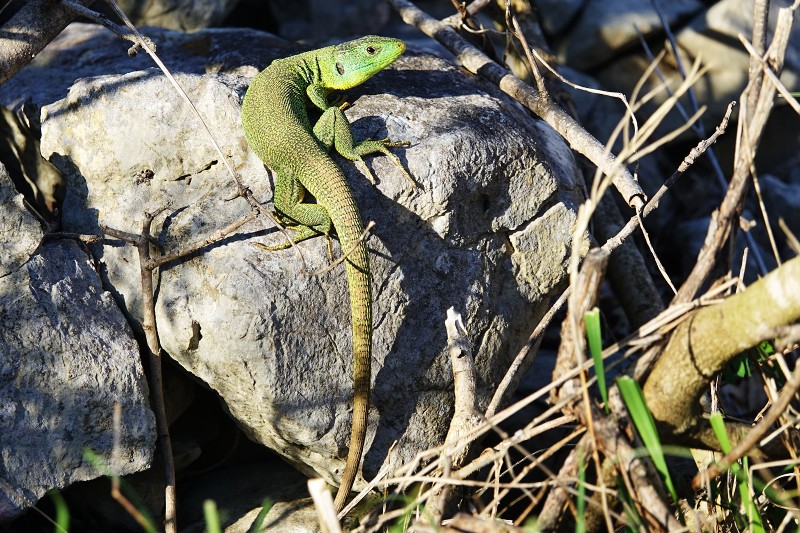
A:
[0,165,155,520]
[561,0,800,139]
[23,24,584,494]
[0,165,43,278]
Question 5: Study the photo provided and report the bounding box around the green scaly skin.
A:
[241,36,410,512]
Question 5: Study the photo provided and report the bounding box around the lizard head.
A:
[322,36,406,90]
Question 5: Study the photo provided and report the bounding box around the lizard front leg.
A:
[313,104,415,189]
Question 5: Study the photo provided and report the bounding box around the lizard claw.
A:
[378,139,417,190]
[380,137,411,149]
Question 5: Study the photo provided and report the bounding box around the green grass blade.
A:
[617,376,677,502]
[709,413,764,533]
[247,498,273,533]
[204,499,222,533]
[49,490,69,533]
[576,449,586,533]
[709,413,733,454]
[615,475,644,531]
[585,308,607,411]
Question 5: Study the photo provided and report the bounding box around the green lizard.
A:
[241,36,413,511]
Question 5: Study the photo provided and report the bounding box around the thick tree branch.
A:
[0,0,96,85]
[645,255,800,448]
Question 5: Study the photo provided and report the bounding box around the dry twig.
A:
[388,0,646,210]
[101,209,178,533]
[100,206,260,532]
[674,1,798,303]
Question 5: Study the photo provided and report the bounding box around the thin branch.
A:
[637,209,677,294]
[151,210,258,267]
[740,35,800,115]
[129,208,177,533]
[307,221,375,276]
[780,218,800,255]
[388,0,646,210]
[61,0,156,55]
[747,0,772,118]
[540,249,678,531]
[41,232,102,245]
[505,6,548,100]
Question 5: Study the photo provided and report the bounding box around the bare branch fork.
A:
[100,208,177,533]
[485,102,735,417]
[100,206,258,533]
[674,0,797,304]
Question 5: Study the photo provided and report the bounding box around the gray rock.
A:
[0,228,155,519]
[556,0,705,70]
[32,24,583,496]
[674,0,800,126]
[0,163,43,277]
[0,24,289,111]
[536,0,585,35]
[589,0,800,139]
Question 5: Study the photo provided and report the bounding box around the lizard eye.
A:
[336,61,345,75]
[366,46,377,55]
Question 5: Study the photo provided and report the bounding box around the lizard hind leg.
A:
[253,223,325,251]
[313,106,416,189]
[256,169,334,251]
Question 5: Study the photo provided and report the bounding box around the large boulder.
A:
[0,164,155,520]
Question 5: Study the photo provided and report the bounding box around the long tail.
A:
[333,229,372,512]
[314,166,372,512]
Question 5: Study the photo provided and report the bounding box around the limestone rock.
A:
[100,0,240,31]
[261,0,390,41]
[0,189,155,519]
[585,0,800,140]
[674,0,800,125]
[0,163,43,278]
